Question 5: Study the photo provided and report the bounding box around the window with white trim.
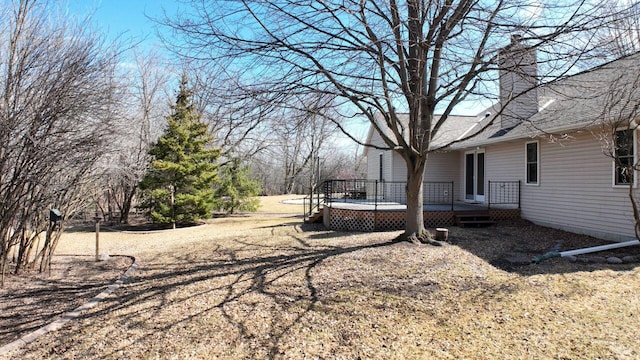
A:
[614,129,635,185]
[525,141,539,185]
[379,153,384,181]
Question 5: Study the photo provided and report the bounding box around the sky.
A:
[63,0,369,149]
[66,0,178,52]
[62,0,484,147]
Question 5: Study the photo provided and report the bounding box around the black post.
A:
[488,181,492,210]
[374,180,378,230]
[93,215,101,261]
[374,180,378,211]
[450,181,454,211]
[518,180,521,209]
[308,188,312,217]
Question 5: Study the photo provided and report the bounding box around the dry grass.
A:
[0,256,132,347]
[2,196,640,359]
[254,195,308,214]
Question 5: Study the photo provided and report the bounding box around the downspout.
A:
[559,239,640,257]
[532,239,640,263]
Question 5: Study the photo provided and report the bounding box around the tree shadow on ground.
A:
[0,256,131,346]
[447,219,640,276]
[66,229,398,359]
[13,220,640,357]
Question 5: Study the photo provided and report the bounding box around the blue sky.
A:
[67,0,179,51]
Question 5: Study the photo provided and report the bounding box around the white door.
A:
[465,150,485,203]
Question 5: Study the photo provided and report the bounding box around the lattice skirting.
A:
[326,207,521,232]
[424,211,455,228]
[327,207,376,232]
[326,208,457,231]
[489,208,521,221]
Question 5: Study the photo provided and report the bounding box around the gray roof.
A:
[431,114,484,148]
[365,52,640,153]
[364,112,482,155]
[452,52,640,149]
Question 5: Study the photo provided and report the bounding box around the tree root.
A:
[395,230,443,246]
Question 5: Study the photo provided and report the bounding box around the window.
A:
[614,129,635,185]
[379,153,384,181]
[525,141,539,185]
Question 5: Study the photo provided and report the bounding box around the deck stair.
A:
[305,208,324,224]
[455,210,494,228]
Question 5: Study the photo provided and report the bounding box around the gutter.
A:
[532,239,640,263]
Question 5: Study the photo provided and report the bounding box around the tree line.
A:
[4,0,638,284]
[0,0,362,284]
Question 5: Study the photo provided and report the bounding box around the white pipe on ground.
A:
[559,239,640,257]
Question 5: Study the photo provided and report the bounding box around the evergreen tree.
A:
[139,75,220,227]
[215,158,261,214]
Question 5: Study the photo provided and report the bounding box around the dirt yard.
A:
[1,196,639,359]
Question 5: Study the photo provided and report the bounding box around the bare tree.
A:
[277,94,339,194]
[594,1,640,58]
[188,67,276,160]
[245,93,341,194]
[96,50,171,224]
[164,0,621,242]
[0,0,120,283]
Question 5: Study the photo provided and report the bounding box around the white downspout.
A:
[533,239,640,263]
[559,239,640,257]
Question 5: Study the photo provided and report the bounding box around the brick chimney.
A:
[498,34,538,129]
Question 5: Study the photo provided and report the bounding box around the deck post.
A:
[488,181,491,210]
[374,180,378,212]
[374,180,379,230]
[343,180,347,203]
[308,187,313,217]
[450,181,454,211]
[518,180,521,209]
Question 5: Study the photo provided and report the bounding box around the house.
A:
[361,40,640,242]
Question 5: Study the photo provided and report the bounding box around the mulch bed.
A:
[447,219,640,273]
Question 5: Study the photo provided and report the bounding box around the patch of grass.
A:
[255,195,307,214]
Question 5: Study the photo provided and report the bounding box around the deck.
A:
[322,200,520,232]
[326,200,517,211]
[307,179,521,231]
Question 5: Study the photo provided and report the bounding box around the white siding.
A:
[425,151,460,181]
[382,151,460,184]
[366,131,394,181]
[391,152,404,181]
[483,132,639,241]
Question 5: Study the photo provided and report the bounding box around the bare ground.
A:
[0,256,132,347]
[1,197,640,359]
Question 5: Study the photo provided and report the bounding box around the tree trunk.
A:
[120,185,136,224]
[38,225,52,273]
[170,184,176,230]
[1,243,6,287]
[14,230,27,274]
[627,181,640,239]
[405,165,426,242]
[403,155,440,245]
